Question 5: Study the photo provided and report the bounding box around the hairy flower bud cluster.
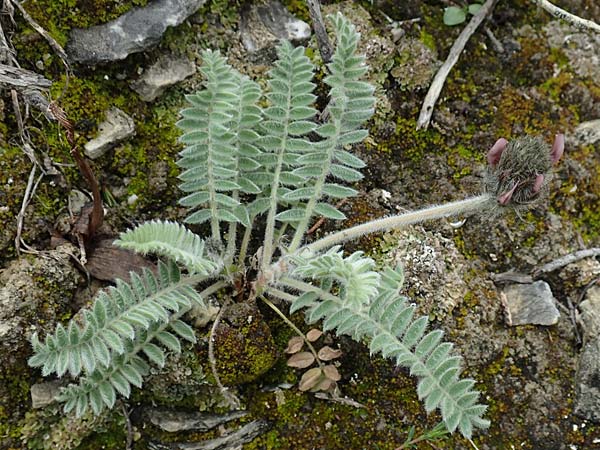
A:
[484,134,564,207]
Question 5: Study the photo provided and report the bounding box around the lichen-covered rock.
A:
[19,405,110,450]
[378,227,469,315]
[544,20,600,80]
[0,244,82,447]
[0,243,82,365]
[66,0,206,64]
[391,38,440,90]
[213,301,278,385]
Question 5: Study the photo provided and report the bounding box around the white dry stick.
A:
[416,0,498,130]
[532,0,600,33]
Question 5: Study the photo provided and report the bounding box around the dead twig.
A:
[120,402,134,450]
[531,0,600,33]
[306,0,333,63]
[532,248,600,278]
[484,26,504,53]
[416,0,498,130]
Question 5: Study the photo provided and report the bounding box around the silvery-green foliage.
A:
[281,259,490,438]
[115,220,220,275]
[28,13,489,440]
[28,261,204,415]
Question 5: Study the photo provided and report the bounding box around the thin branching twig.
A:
[306,0,333,63]
[416,0,498,130]
[531,0,600,33]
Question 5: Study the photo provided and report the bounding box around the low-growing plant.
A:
[443,1,485,26]
[28,13,564,441]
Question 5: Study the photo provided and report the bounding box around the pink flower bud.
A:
[550,134,564,165]
[487,138,508,167]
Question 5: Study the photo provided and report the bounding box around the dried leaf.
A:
[287,351,315,369]
[285,336,304,354]
[312,377,335,392]
[299,367,323,391]
[306,329,323,342]
[317,346,342,361]
[323,364,341,381]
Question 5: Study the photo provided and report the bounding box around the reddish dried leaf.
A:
[306,329,323,342]
[287,351,315,369]
[323,364,341,381]
[317,346,342,361]
[299,367,323,391]
[86,239,156,282]
[285,336,304,354]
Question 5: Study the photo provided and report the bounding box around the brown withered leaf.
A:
[323,364,341,382]
[317,346,342,361]
[306,329,323,342]
[86,238,156,282]
[298,367,323,391]
[285,336,304,354]
[287,351,315,369]
[311,377,335,392]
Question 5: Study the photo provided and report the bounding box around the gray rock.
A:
[501,281,560,326]
[569,119,600,147]
[574,338,600,422]
[66,0,206,65]
[84,107,135,159]
[30,381,62,409]
[146,409,246,432]
[240,0,310,54]
[580,285,600,340]
[131,55,196,102]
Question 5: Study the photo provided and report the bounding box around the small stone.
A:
[66,0,206,65]
[501,281,560,326]
[84,107,135,159]
[127,194,139,205]
[131,54,196,102]
[240,0,310,54]
[574,338,600,422]
[30,381,62,409]
[580,286,600,340]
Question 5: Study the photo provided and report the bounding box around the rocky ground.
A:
[0,0,599,449]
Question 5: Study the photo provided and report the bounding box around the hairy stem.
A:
[301,193,493,254]
[237,221,254,266]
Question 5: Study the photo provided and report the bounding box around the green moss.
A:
[419,29,437,53]
[21,0,149,47]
